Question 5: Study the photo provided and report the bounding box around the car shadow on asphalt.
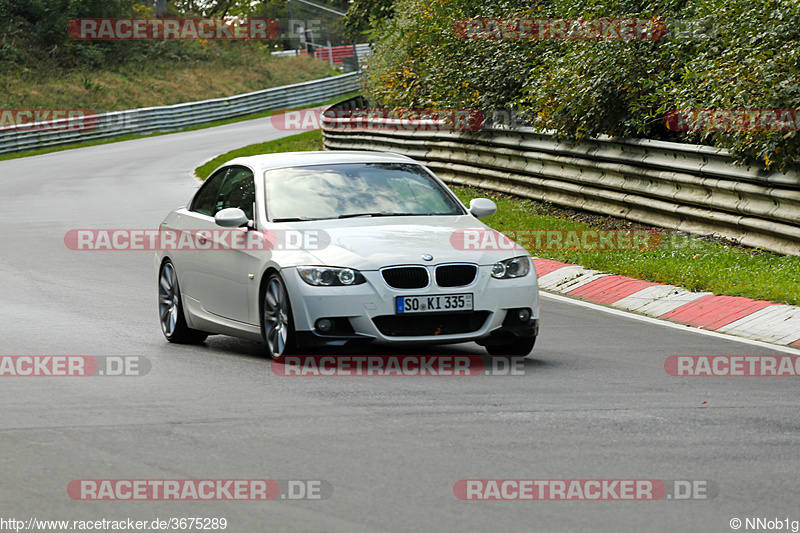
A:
[191,334,555,373]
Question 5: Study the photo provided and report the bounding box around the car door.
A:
[194,166,260,324]
[167,166,229,307]
[177,166,259,324]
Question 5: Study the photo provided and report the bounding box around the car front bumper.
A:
[282,265,540,349]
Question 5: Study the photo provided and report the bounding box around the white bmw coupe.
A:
[156,151,539,358]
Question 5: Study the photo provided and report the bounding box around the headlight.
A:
[491,256,531,279]
[297,266,366,286]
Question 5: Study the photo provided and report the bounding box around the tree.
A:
[345,0,394,40]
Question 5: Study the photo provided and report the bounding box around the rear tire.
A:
[485,336,536,357]
[158,261,208,344]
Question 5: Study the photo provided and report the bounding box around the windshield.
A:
[264,163,465,222]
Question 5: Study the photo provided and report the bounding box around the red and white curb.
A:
[533,258,800,347]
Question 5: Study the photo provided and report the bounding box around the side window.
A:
[217,167,255,220]
[191,167,228,216]
[190,166,255,220]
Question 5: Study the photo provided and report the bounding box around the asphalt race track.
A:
[1,116,798,532]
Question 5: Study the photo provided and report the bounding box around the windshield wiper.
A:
[338,212,418,219]
[272,216,330,222]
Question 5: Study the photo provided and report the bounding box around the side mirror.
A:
[215,207,250,228]
[468,198,497,219]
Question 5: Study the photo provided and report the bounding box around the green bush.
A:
[363,0,800,172]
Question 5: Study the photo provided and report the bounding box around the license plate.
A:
[395,293,473,314]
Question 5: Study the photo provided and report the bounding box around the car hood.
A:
[276,215,528,270]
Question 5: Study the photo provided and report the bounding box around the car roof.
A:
[224,151,419,173]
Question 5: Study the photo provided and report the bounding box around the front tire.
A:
[485,336,536,357]
[262,273,297,359]
[158,261,208,344]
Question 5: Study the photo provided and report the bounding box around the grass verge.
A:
[1,53,337,112]
[195,130,800,306]
[454,187,800,306]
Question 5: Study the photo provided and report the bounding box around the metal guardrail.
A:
[322,97,800,255]
[0,72,361,156]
